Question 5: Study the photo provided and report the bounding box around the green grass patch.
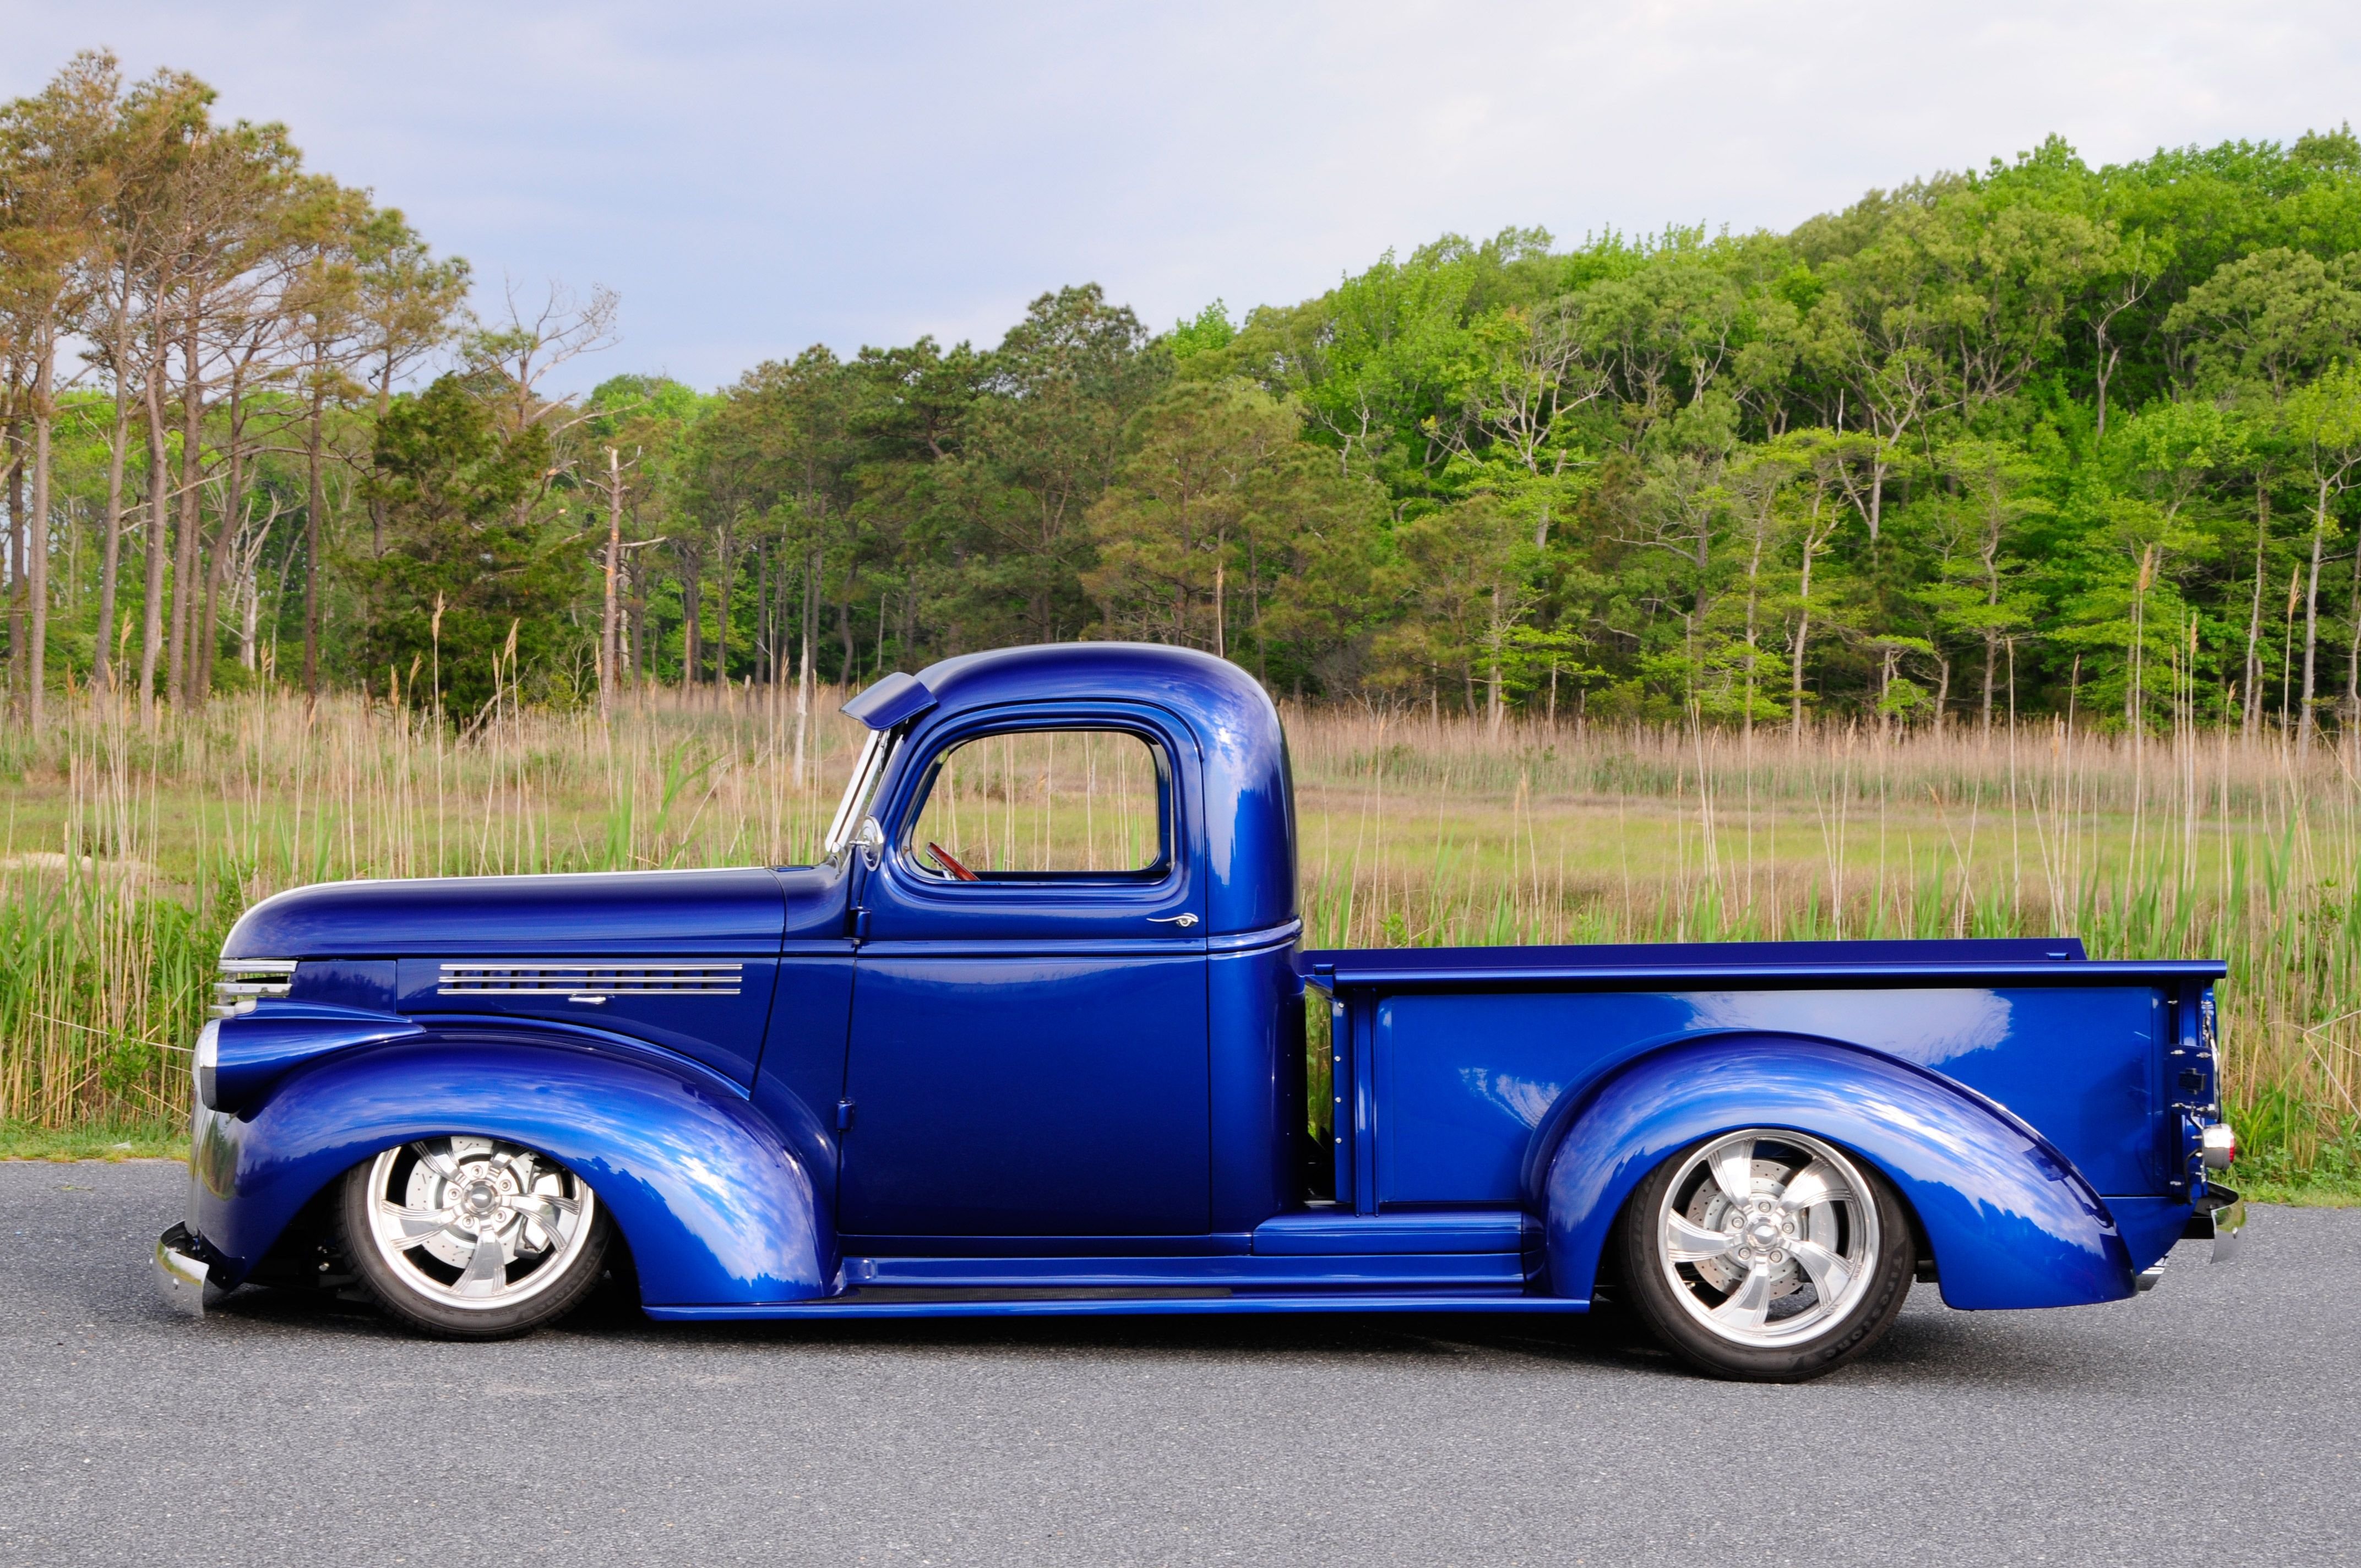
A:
[0,1118,187,1161]
[2225,1129,2361,1207]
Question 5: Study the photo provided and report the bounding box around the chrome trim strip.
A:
[1208,918,1303,955]
[211,958,296,1019]
[437,961,744,997]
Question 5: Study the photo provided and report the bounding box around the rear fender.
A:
[1543,1035,2134,1310]
[189,1031,830,1306]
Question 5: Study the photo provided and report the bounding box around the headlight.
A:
[194,1019,221,1111]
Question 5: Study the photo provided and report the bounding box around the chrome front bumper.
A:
[155,1223,213,1317]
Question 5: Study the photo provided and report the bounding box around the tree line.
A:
[8,49,2361,739]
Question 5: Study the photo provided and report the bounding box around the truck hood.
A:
[219,867,835,959]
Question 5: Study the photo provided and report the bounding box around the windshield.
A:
[823,728,900,860]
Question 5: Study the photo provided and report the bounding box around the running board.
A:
[645,1290,1591,1322]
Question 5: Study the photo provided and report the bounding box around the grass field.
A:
[2,683,2355,1200]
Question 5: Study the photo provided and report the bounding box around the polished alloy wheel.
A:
[358,1136,599,1311]
[1654,1130,1880,1348]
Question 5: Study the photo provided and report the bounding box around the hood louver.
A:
[437,962,744,997]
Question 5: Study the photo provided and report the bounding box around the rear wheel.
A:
[340,1136,610,1339]
[1620,1129,1912,1381]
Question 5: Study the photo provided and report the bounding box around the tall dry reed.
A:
[2,686,2354,1173]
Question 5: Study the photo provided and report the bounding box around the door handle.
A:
[1148,913,1199,929]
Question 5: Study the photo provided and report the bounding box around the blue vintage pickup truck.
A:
[159,643,2243,1380]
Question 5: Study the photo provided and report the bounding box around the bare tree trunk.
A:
[372,355,394,558]
[600,446,621,723]
[2345,528,2361,734]
[168,315,204,706]
[629,554,647,692]
[302,373,325,696]
[137,352,171,723]
[793,556,816,787]
[2243,481,2269,741]
[240,541,260,672]
[678,551,702,692]
[197,385,251,707]
[6,424,24,717]
[2300,487,2328,748]
[1981,632,1997,736]
[753,542,769,686]
[1212,546,1226,661]
[1244,523,1266,682]
[94,385,133,693]
[714,524,735,688]
[27,350,52,728]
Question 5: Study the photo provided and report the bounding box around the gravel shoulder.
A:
[1,1160,2347,1567]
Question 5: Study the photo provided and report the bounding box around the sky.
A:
[6,1,2361,394]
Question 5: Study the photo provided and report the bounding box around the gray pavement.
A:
[0,1159,2349,1566]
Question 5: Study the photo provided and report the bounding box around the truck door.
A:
[839,708,1211,1241]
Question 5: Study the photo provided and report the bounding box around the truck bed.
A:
[1299,937,2226,1276]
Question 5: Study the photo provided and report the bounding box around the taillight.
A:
[2201,1122,2237,1169]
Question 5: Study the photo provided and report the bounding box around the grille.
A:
[214,959,297,1019]
[437,962,744,997]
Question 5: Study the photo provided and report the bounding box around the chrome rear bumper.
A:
[155,1223,212,1317]
[2183,1182,2246,1264]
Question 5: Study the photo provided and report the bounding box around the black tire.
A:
[1620,1128,1913,1382]
[340,1137,612,1341]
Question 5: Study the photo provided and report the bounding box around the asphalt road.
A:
[1,1161,2349,1567]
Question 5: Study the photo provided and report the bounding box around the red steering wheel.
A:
[926,841,980,882]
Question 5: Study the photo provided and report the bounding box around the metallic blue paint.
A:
[204,1001,424,1115]
[1368,986,2177,1210]
[749,954,856,1225]
[189,1028,830,1305]
[775,861,858,938]
[1315,935,2089,974]
[838,947,1212,1235]
[287,959,396,1012]
[1209,929,1303,1233]
[645,1292,1581,1322]
[840,669,935,729]
[839,1249,1530,1288]
[1252,1210,1535,1255]
[1540,1036,2135,1310]
[222,867,789,959]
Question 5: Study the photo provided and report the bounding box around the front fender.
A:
[1543,1036,2134,1310]
[189,1034,830,1306]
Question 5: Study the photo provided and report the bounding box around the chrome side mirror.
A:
[856,815,886,868]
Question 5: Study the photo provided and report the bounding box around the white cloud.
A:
[7,0,2357,390]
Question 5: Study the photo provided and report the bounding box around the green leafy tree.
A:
[359,374,562,720]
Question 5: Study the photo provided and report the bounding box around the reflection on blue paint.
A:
[1455,1068,1563,1129]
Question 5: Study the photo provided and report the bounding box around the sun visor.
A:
[841,671,936,730]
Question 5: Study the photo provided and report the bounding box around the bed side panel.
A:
[1374,985,2161,1206]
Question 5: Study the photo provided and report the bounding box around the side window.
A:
[904,728,1167,881]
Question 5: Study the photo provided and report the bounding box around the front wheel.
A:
[341,1136,612,1339]
[1620,1129,1913,1381]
